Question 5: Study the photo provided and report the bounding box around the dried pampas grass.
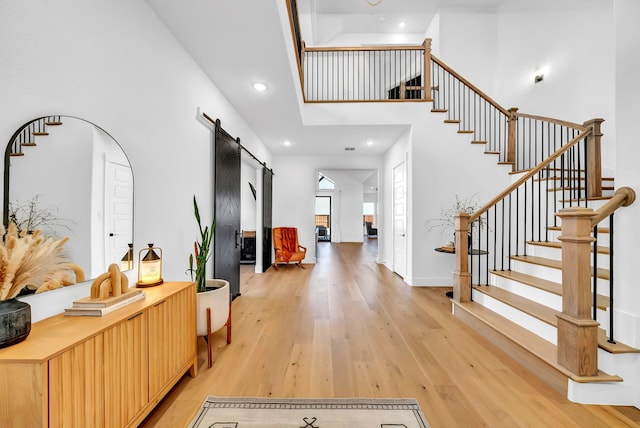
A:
[0,223,85,300]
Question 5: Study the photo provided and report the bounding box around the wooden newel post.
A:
[583,118,604,198]
[555,207,599,377]
[507,107,519,167]
[423,38,432,101]
[452,212,471,303]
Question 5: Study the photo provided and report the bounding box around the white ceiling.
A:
[145,0,505,181]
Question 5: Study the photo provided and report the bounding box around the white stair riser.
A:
[472,289,557,344]
[526,244,611,270]
[490,274,562,311]
[511,260,610,292]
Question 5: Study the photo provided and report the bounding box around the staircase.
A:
[419,53,640,404]
[283,1,639,404]
[7,115,63,157]
[3,115,64,228]
[447,154,640,403]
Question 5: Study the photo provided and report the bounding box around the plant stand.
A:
[196,279,232,368]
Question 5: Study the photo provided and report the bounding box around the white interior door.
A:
[105,160,134,271]
[393,161,407,278]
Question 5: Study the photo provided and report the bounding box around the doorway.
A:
[393,161,407,278]
[315,195,331,242]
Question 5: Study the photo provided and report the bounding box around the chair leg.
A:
[206,307,213,368]
[296,262,305,269]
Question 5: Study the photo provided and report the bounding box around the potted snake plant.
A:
[187,196,230,342]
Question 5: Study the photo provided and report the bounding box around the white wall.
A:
[1,0,270,321]
[436,9,498,94]
[613,0,640,348]
[493,0,616,170]
[408,114,512,285]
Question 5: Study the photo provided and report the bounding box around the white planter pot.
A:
[196,279,230,338]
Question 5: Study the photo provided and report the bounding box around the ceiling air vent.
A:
[344,147,356,151]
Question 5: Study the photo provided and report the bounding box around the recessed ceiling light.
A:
[399,22,406,29]
[283,140,291,146]
[366,140,374,146]
[253,82,268,92]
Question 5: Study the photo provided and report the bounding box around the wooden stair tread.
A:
[497,161,515,165]
[559,196,613,203]
[10,153,25,157]
[452,300,622,383]
[44,121,63,125]
[598,329,640,354]
[491,269,608,310]
[431,108,447,113]
[548,186,615,193]
[511,255,610,280]
[443,119,460,124]
[547,225,610,234]
[470,140,487,144]
[491,270,561,295]
[32,132,49,136]
[484,151,500,155]
[473,284,559,326]
[21,142,37,147]
[527,240,609,255]
[536,176,614,182]
[457,130,474,134]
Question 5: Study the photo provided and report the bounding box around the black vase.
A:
[453,233,473,250]
[0,298,31,348]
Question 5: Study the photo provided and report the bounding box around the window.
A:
[318,173,335,190]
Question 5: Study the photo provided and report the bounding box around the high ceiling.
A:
[145,0,506,159]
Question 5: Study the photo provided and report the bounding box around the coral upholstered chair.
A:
[272,227,306,270]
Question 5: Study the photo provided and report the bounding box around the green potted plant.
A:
[188,195,215,293]
[187,196,231,366]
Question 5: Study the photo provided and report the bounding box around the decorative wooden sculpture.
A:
[90,263,129,300]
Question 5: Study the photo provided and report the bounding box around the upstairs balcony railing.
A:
[302,42,432,102]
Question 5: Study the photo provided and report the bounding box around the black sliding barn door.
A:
[214,124,241,298]
[262,167,273,272]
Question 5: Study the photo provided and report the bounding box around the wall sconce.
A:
[534,74,544,84]
[120,243,134,271]
[136,243,163,287]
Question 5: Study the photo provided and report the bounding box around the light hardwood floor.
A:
[141,240,640,427]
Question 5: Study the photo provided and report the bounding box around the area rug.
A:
[189,396,430,428]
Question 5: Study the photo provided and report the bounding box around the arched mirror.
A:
[3,115,134,291]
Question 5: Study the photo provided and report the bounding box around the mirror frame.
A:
[3,115,134,282]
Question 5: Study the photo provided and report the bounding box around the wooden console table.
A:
[0,281,197,428]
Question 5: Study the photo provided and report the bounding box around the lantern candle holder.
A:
[136,243,163,287]
[120,243,134,271]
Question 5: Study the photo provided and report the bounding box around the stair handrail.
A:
[453,126,594,306]
[516,112,586,132]
[590,187,636,226]
[430,55,509,117]
[468,128,593,225]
